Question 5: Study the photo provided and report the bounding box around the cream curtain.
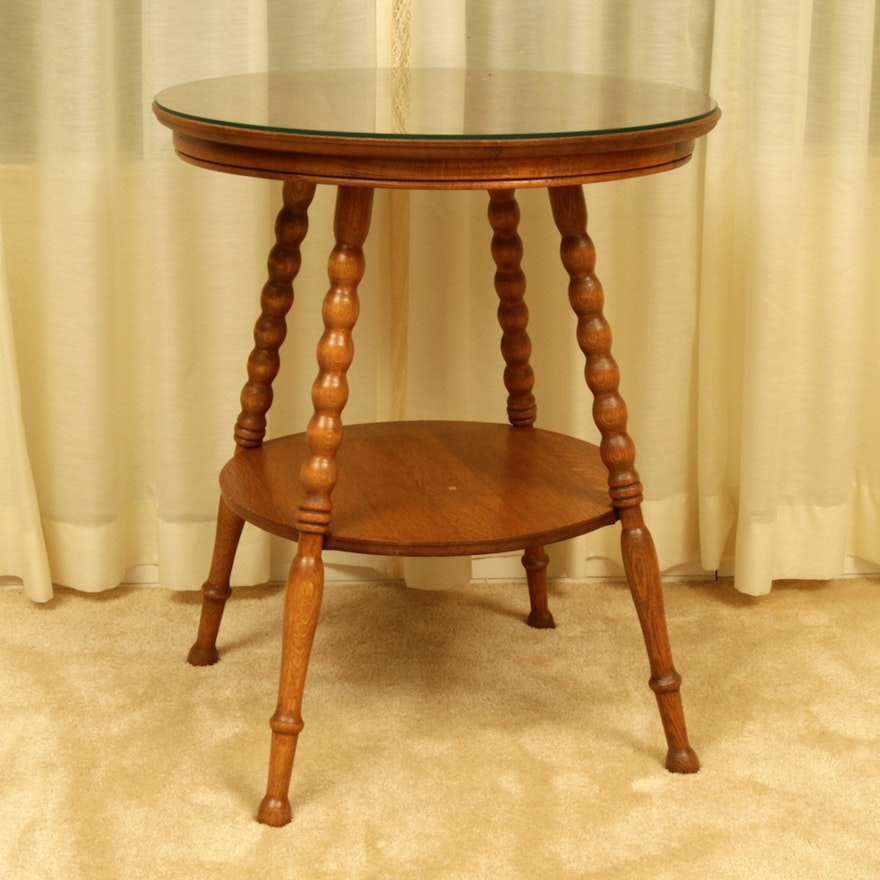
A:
[1,1,878,602]
[699,0,880,593]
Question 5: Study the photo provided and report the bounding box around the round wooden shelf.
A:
[220,420,616,556]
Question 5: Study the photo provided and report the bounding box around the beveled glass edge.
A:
[154,70,719,142]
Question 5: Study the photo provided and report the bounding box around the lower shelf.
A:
[220,420,616,556]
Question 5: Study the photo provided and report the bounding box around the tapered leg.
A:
[257,185,374,826]
[619,506,698,772]
[548,184,698,773]
[187,498,246,666]
[257,533,325,826]
[522,545,555,629]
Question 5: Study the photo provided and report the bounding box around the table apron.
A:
[171,132,696,188]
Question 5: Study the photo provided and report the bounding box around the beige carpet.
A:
[2,576,879,879]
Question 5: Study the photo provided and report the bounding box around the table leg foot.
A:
[665,746,700,774]
[257,794,293,828]
[187,643,220,667]
[526,610,556,629]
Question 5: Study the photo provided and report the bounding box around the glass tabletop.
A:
[154,69,717,141]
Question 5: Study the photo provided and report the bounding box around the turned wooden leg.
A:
[236,179,317,449]
[257,185,374,826]
[489,190,556,627]
[188,498,246,666]
[549,184,698,774]
[522,545,555,629]
[189,181,315,665]
[488,188,537,427]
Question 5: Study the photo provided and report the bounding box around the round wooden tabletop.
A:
[153,68,720,188]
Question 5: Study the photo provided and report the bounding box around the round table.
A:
[153,68,720,827]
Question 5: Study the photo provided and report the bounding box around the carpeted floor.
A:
[1,576,879,879]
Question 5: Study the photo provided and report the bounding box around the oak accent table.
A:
[153,69,720,827]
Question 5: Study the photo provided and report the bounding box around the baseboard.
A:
[7,554,878,593]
